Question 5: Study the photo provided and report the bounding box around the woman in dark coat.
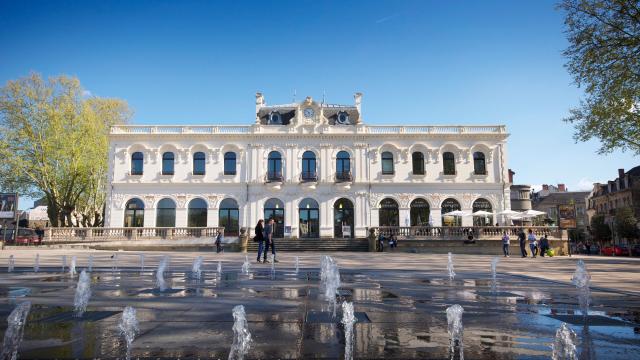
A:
[255,219,265,263]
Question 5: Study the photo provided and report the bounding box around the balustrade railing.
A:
[44,227,225,243]
[373,226,561,239]
[111,125,507,135]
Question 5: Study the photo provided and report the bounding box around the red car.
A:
[601,245,630,256]
[0,228,41,245]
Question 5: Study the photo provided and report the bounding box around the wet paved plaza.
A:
[1,250,640,359]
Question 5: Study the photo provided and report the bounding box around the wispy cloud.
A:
[574,178,596,191]
[375,13,400,24]
[82,90,92,97]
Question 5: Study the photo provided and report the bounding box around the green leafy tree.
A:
[590,214,612,243]
[0,73,131,227]
[615,206,639,239]
[559,0,640,154]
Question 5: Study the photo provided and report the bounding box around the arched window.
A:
[473,152,486,175]
[188,198,208,227]
[299,198,319,238]
[441,198,461,226]
[412,152,425,175]
[124,198,144,227]
[472,198,493,226]
[131,152,144,175]
[381,151,394,175]
[301,151,317,181]
[267,151,283,181]
[219,198,239,236]
[379,198,399,227]
[224,152,237,175]
[193,152,206,175]
[334,198,354,238]
[156,198,176,227]
[264,198,285,238]
[162,152,175,175]
[410,198,430,226]
[443,152,456,175]
[336,151,352,181]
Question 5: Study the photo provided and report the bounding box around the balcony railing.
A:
[372,226,561,240]
[43,227,225,243]
[336,171,353,182]
[265,172,284,183]
[300,172,318,182]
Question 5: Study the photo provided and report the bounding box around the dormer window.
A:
[336,111,350,125]
[268,111,282,125]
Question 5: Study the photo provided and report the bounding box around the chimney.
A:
[508,169,515,183]
[619,168,625,179]
[558,184,566,192]
[542,184,549,191]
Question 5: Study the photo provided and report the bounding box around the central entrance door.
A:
[334,198,354,238]
[264,198,285,238]
[299,198,319,238]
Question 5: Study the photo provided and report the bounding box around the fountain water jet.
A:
[34,254,39,273]
[241,255,250,275]
[112,253,119,272]
[61,255,67,272]
[139,254,145,273]
[70,256,77,276]
[571,260,591,318]
[341,301,357,360]
[8,255,14,273]
[118,306,139,360]
[156,256,170,291]
[74,270,91,317]
[490,257,499,292]
[270,260,275,279]
[446,304,464,360]
[320,256,341,317]
[0,301,31,360]
[87,255,93,272]
[551,322,577,360]
[447,252,456,281]
[217,261,222,276]
[192,256,203,280]
[228,305,252,360]
[295,256,299,274]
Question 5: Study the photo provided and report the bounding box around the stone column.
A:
[430,209,442,227]
[320,199,332,238]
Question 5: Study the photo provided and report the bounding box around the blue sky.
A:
[1,0,636,209]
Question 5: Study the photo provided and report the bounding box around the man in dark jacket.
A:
[255,219,265,263]
[263,219,278,263]
[518,229,527,258]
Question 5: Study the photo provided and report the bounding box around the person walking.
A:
[377,232,385,252]
[501,231,510,257]
[518,228,527,258]
[255,219,265,263]
[263,218,278,263]
[539,235,550,257]
[527,229,537,258]
[215,231,224,253]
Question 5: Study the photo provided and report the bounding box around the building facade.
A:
[105,93,511,238]
[587,167,640,230]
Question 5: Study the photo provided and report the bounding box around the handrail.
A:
[372,226,561,239]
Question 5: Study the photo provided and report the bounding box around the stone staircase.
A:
[247,238,369,252]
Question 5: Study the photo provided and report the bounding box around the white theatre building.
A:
[105,93,511,239]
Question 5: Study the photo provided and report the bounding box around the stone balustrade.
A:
[372,226,562,240]
[110,125,506,135]
[44,227,225,243]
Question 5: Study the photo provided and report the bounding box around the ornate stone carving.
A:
[461,149,470,164]
[116,149,128,164]
[205,194,220,208]
[144,195,156,208]
[462,193,481,209]
[431,149,440,164]
[149,149,159,164]
[111,193,126,209]
[369,193,384,207]
[486,148,494,163]
[400,149,409,163]
[175,194,188,208]
[397,193,412,208]
[369,149,379,163]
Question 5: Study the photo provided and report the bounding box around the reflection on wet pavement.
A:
[0,263,638,359]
